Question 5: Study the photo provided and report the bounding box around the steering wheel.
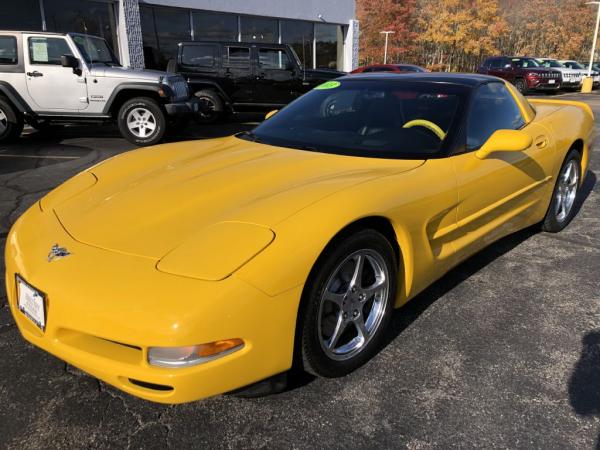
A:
[402,119,446,141]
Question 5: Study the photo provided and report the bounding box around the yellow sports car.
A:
[5,74,593,404]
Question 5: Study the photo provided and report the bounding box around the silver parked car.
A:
[0,31,199,145]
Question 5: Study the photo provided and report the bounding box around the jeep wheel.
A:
[194,89,223,124]
[118,97,166,146]
[514,78,528,95]
[0,98,23,143]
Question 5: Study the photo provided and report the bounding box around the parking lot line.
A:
[0,154,79,160]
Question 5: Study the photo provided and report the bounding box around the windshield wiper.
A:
[237,131,262,143]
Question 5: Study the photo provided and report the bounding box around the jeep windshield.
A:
[539,59,564,68]
[240,79,467,159]
[72,35,120,66]
[512,58,540,68]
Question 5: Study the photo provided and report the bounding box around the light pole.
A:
[380,31,395,64]
[583,1,600,92]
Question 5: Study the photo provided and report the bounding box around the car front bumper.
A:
[5,204,300,404]
[528,80,561,90]
[164,98,201,116]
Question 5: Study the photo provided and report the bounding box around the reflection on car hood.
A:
[53,137,424,259]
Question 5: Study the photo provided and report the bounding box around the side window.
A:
[371,66,395,72]
[0,36,17,65]
[466,82,525,150]
[258,48,291,70]
[489,58,501,69]
[28,37,73,65]
[224,46,250,65]
[181,45,216,67]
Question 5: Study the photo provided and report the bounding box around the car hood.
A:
[51,137,424,259]
[90,65,169,81]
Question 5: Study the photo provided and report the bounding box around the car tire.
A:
[0,97,23,143]
[514,78,528,95]
[298,229,398,378]
[117,97,166,146]
[194,89,223,124]
[541,150,582,232]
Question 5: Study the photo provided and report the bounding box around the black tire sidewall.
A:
[515,79,527,94]
[118,98,166,146]
[194,90,223,124]
[0,98,23,142]
[299,229,398,378]
[542,150,582,232]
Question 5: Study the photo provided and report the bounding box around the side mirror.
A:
[265,109,278,120]
[61,54,79,69]
[504,63,512,69]
[475,129,533,159]
[61,54,81,76]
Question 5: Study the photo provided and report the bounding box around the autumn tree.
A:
[357,0,417,65]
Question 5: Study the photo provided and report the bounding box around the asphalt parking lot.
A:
[1,94,600,449]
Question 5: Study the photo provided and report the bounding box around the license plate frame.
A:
[16,275,47,331]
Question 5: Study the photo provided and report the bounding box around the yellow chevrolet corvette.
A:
[5,73,593,403]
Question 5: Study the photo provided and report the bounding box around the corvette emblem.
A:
[48,244,71,262]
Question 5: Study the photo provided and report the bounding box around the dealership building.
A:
[0,0,359,71]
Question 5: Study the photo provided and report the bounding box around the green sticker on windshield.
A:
[315,81,341,90]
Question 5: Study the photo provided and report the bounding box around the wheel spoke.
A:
[323,290,345,307]
[145,120,156,132]
[354,316,369,341]
[349,254,364,290]
[361,280,386,302]
[327,313,347,349]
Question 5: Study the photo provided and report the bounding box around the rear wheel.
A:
[0,98,23,143]
[194,89,223,124]
[117,97,166,146]
[299,229,397,378]
[514,78,528,95]
[541,150,582,232]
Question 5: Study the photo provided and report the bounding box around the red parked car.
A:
[351,64,428,74]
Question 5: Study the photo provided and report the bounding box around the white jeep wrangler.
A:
[0,31,199,146]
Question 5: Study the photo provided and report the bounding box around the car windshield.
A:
[539,60,564,68]
[241,80,467,159]
[72,35,120,66]
[567,61,585,70]
[512,58,540,68]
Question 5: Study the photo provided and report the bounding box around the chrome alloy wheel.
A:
[555,159,579,222]
[318,249,390,361]
[0,108,7,135]
[126,108,157,138]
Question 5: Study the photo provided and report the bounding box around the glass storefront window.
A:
[315,23,342,70]
[140,5,190,70]
[193,11,238,42]
[0,0,42,31]
[240,16,277,43]
[43,0,118,54]
[280,20,313,69]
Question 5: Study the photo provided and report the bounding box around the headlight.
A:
[148,339,244,368]
[157,221,275,280]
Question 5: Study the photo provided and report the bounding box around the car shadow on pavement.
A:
[568,331,600,449]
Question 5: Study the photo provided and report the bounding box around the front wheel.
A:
[193,89,223,124]
[514,78,528,95]
[0,98,23,143]
[299,229,397,378]
[117,97,166,146]
[541,150,582,232]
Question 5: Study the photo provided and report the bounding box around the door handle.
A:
[534,136,548,149]
[27,71,43,77]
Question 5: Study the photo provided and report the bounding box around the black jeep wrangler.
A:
[167,41,345,123]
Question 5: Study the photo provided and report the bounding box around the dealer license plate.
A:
[16,276,46,331]
[549,79,556,84]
